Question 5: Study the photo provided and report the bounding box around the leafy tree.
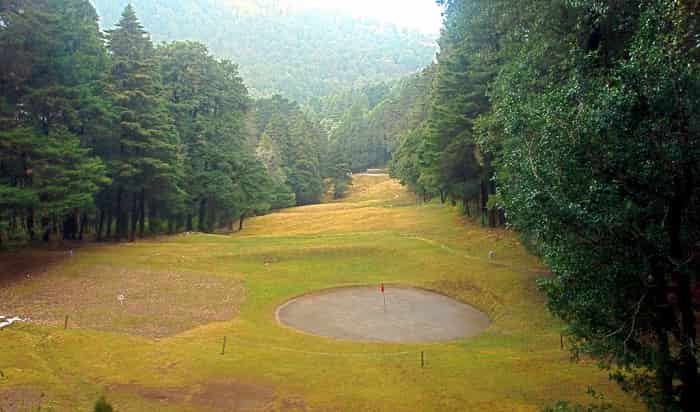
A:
[489,1,700,409]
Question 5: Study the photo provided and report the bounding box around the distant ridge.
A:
[90,0,437,102]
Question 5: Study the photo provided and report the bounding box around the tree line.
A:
[387,1,699,410]
[0,1,327,244]
[311,66,435,175]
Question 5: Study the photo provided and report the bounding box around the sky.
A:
[282,0,444,34]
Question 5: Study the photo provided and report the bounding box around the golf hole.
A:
[276,286,490,343]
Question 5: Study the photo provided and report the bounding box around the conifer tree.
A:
[105,5,182,240]
[0,0,108,243]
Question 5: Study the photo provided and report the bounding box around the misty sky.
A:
[284,0,444,34]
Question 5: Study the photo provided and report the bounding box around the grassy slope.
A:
[0,175,638,411]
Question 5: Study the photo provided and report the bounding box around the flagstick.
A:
[383,292,386,312]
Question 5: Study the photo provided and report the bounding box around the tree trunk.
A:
[138,189,146,239]
[105,209,113,239]
[129,193,138,242]
[114,187,123,241]
[148,202,158,235]
[239,214,245,231]
[198,198,207,232]
[41,216,51,242]
[186,213,193,232]
[668,192,699,410]
[63,212,78,240]
[26,208,35,240]
[97,209,105,241]
[78,212,87,241]
[207,199,217,233]
[480,180,488,219]
[652,265,675,411]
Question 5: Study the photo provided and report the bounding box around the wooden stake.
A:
[421,351,424,369]
[221,336,227,355]
[64,315,69,330]
[560,335,564,350]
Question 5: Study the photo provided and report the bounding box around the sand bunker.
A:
[277,286,489,343]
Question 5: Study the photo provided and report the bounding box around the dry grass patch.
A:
[0,265,245,337]
[0,386,47,412]
[110,380,276,411]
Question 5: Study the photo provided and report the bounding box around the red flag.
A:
[380,283,385,293]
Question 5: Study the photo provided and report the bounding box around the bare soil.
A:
[0,263,245,338]
[0,387,46,412]
[111,380,276,411]
[0,250,68,288]
[276,286,490,343]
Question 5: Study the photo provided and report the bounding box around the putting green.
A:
[277,286,490,343]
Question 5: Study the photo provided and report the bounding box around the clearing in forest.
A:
[0,175,638,411]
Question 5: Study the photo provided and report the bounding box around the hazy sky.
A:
[283,0,444,34]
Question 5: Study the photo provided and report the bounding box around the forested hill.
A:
[89,0,437,102]
[312,66,435,173]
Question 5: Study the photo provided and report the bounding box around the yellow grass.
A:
[0,175,639,411]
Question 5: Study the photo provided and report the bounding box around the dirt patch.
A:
[111,380,275,411]
[0,250,68,288]
[0,264,246,338]
[191,381,275,411]
[277,286,490,343]
[0,387,46,412]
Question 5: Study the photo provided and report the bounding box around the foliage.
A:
[315,66,435,173]
[0,0,109,243]
[490,1,700,409]
[0,1,329,244]
[388,0,699,409]
[93,396,114,412]
[389,1,503,223]
[250,96,325,206]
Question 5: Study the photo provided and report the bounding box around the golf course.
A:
[0,175,638,411]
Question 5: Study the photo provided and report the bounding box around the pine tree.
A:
[0,0,109,244]
[105,5,182,241]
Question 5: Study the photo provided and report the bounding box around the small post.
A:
[560,335,564,350]
[221,336,227,355]
[421,351,424,369]
[64,315,69,330]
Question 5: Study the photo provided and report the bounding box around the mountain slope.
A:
[90,0,437,102]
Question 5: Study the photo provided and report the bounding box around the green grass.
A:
[0,176,639,411]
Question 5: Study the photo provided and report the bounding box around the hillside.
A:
[90,0,437,102]
[312,66,435,172]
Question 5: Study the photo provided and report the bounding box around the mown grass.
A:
[0,175,639,411]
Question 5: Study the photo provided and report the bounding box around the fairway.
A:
[0,175,637,411]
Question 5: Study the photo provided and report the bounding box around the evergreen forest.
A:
[89,0,437,102]
[1,0,699,411]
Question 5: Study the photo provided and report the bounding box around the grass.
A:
[0,175,639,411]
